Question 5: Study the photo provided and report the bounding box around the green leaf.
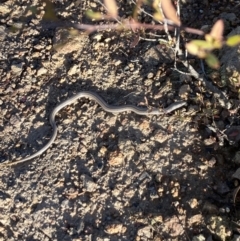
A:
[86,10,103,20]
[226,35,240,47]
[190,40,215,50]
[186,42,207,58]
[205,53,219,69]
[205,34,222,48]
[153,11,163,21]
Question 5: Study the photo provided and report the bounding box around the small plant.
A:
[71,0,239,109]
[82,0,240,69]
[24,0,240,108]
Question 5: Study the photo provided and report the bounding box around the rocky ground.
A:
[0,0,240,240]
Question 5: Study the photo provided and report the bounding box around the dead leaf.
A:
[209,19,224,41]
[104,0,118,18]
[161,0,181,25]
[205,53,219,69]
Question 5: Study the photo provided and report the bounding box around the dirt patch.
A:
[1,0,240,240]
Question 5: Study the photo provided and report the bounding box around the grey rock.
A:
[220,12,236,22]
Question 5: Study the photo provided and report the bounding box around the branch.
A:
[39,16,205,36]
[72,20,205,36]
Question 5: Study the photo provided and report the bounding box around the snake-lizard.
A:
[2,91,187,167]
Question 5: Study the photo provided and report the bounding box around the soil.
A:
[0,0,240,240]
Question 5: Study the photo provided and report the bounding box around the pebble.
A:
[192,234,205,241]
[171,187,179,198]
[232,235,240,241]
[104,223,126,234]
[155,173,163,183]
[232,168,240,180]
[208,157,216,167]
[0,25,6,41]
[157,186,164,193]
[61,199,70,209]
[37,67,47,76]
[68,65,79,75]
[34,44,44,50]
[90,2,97,7]
[80,174,97,192]
[137,226,153,239]
[9,114,22,127]
[179,84,191,99]
[188,198,198,209]
[219,207,225,213]
[114,60,122,66]
[108,150,124,166]
[147,72,154,79]
[225,207,230,213]
[32,52,40,58]
[11,62,23,74]
[234,179,239,187]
